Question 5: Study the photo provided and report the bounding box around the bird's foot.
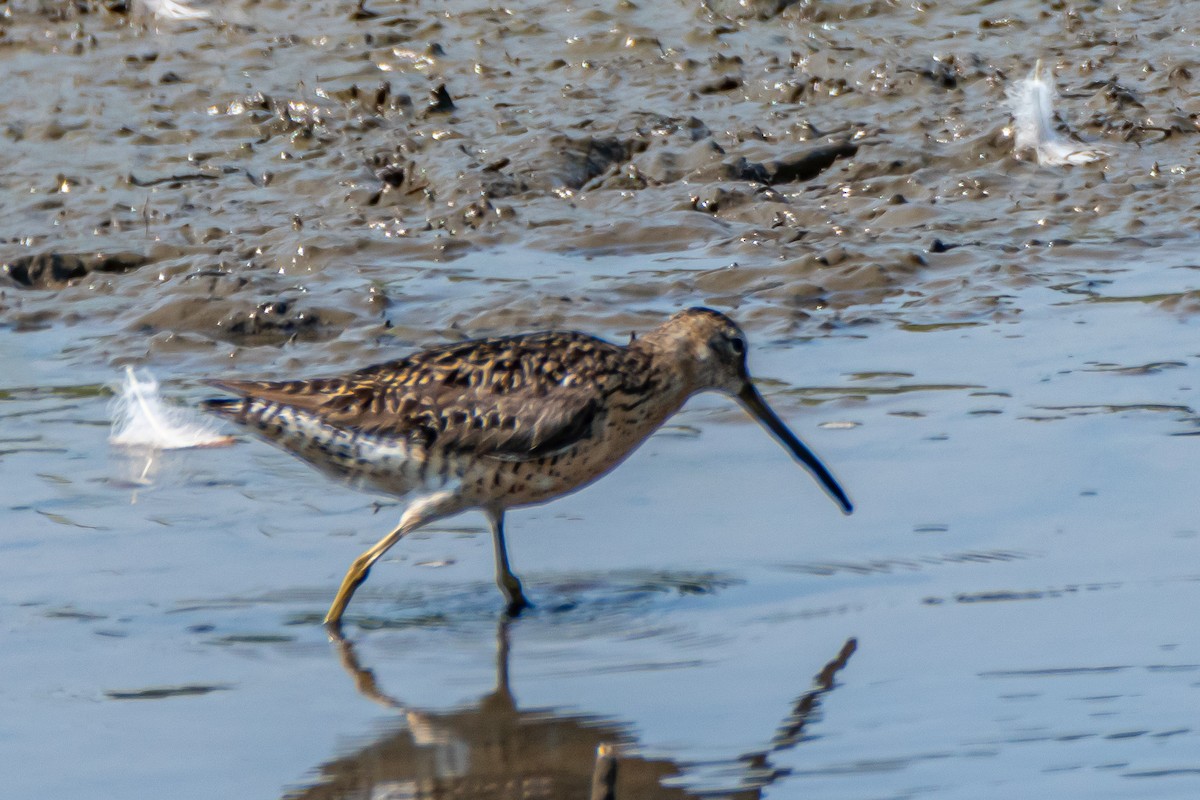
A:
[503,587,533,618]
[323,617,349,643]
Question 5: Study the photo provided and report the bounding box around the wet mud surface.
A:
[4,1,1200,798]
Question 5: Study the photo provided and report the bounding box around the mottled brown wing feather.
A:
[206,331,621,460]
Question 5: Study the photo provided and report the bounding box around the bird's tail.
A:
[200,396,248,420]
[202,391,416,489]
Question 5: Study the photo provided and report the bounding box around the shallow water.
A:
[4,1,1200,798]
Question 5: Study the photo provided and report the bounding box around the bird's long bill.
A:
[737,383,853,515]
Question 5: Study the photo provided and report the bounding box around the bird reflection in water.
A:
[286,623,856,800]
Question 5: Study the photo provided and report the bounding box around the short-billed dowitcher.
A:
[203,307,852,629]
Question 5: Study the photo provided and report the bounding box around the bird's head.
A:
[642,307,853,515]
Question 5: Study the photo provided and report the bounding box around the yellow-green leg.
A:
[324,491,456,631]
[487,508,531,616]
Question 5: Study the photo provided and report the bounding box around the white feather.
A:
[1008,60,1109,166]
[141,0,212,21]
[110,367,232,450]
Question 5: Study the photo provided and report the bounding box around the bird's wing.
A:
[207,333,616,460]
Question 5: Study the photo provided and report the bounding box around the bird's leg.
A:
[487,508,531,616]
[324,491,456,632]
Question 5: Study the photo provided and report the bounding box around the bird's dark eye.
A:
[729,337,745,355]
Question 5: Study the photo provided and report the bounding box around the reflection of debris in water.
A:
[112,450,158,504]
[298,620,856,800]
[924,580,1124,606]
[105,683,231,700]
[782,548,1030,577]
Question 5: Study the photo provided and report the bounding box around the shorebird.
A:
[203,307,852,629]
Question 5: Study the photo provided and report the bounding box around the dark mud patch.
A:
[2,252,148,289]
[136,294,359,345]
